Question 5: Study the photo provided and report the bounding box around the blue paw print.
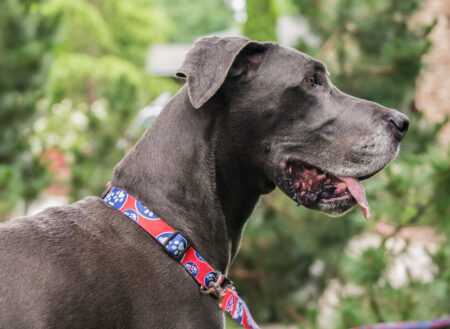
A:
[184,262,198,277]
[135,200,159,219]
[157,232,172,245]
[204,271,218,288]
[165,234,188,258]
[233,300,244,323]
[123,209,138,222]
[105,187,127,209]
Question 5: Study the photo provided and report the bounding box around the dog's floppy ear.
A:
[176,36,265,109]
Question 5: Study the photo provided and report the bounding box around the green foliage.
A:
[39,0,172,65]
[244,0,278,41]
[0,0,54,217]
[31,0,179,200]
[345,247,387,285]
[155,0,234,43]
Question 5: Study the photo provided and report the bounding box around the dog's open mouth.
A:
[280,161,371,219]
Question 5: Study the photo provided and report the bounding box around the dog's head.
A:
[177,36,409,218]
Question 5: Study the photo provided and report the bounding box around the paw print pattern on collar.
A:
[102,187,260,329]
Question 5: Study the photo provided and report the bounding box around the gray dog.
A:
[0,36,408,329]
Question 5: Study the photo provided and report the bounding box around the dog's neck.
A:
[111,86,269,273]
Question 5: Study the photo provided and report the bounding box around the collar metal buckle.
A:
[200,272,234,301]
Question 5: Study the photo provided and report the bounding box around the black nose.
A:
[387,111,409,139]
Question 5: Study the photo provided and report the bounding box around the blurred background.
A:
[0,0,449,328]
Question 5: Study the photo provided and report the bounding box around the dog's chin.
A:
[277,159,373,218]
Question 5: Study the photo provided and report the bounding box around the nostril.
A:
[387,112,409,138]
[389,117,409,134]
[400,118,409,134]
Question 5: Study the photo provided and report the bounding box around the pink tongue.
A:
[337,176,371,219]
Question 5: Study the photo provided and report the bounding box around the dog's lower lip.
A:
[321,195,353,203]
[357,171,379,181]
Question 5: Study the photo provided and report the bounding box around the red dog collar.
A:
[103,187,259,329]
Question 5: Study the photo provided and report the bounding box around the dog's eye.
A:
[306,76,317,87]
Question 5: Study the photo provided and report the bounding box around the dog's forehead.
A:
[270,44,330,76]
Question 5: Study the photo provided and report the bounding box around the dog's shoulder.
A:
[0,197,121,257]
[1,196,103,233]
